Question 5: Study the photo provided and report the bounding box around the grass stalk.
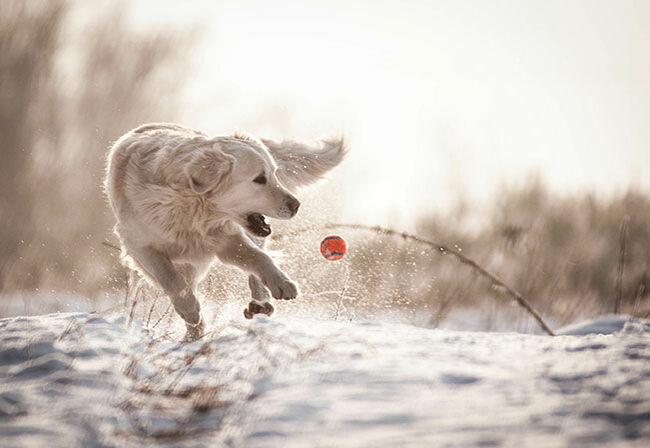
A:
[615,216,630,314]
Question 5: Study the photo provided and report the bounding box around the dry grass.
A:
[261,181,649,332]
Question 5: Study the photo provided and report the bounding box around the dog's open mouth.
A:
[246,213,271,237]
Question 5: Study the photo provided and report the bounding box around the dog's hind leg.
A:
[127,245,203,337]
[244,275,274,319]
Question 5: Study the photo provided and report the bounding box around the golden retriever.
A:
[105,123,345,338]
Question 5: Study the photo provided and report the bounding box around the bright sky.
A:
[126,0,650,228]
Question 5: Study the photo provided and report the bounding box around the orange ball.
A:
[320,235,347,261]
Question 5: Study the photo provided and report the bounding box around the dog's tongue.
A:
[247,213,271,237]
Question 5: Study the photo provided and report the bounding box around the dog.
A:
[105,123,345,338]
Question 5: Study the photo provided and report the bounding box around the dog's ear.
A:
[261,137,346,192]
[185,145,236,194]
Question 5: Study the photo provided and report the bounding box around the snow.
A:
[557,314,650,336]
[0,311,649,447]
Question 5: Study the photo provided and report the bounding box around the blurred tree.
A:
[0,1,192,295]
[0,0,66,290]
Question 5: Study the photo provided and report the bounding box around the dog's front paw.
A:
[243,300,274,319]
[263,272,298,301]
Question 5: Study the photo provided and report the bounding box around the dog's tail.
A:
[262,137,346,192]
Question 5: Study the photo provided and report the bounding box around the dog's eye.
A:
[253,174,267,185]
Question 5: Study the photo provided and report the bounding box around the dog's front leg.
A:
[215,231,298,303]
[128,245,203,335]
[243,275,274,319]
[243,236,274,318]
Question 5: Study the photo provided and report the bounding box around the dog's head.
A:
[185,135,299,237]
[185,133,345,237]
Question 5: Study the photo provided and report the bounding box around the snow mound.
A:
[0,312,649,447]
[558,314,650,336]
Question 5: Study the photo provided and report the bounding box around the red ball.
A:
[320,235,347,261]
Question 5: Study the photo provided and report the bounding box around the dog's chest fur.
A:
[127,182,231,258]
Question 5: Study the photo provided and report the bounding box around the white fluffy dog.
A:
[105,123,345,338]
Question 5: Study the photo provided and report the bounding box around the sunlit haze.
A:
[118,0,650,228]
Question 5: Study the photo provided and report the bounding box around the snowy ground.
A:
[0,311,649,447]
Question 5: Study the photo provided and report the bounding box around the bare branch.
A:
[273,222,556,336]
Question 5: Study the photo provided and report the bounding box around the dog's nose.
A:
[286,197,300,215]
